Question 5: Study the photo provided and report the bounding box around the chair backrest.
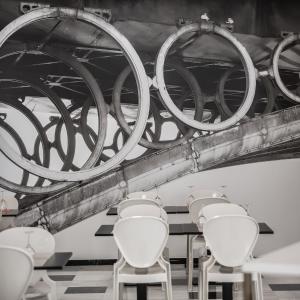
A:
[186,189,226,207]
[189,196,229,224]
[113,216,169,268]
[0,226,55,256]
[200,203,247,223]
[119,201,168,221]
[118,198,162,216]
[0,246,33,300]
[203,215,259,267]
[126,191,162,206]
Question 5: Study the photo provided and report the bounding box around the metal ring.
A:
[155,22,256,131]
[0,44,108,169]
[0,118,30,189]
[113,61,203,149]
[218,67,275,117]
[0,76,76,194]
[0,7,150,182]
[272,33,300,103]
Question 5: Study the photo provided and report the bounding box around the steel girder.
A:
[14,105,300,233]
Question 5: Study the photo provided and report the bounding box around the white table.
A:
[242,242,300,300]
[243,241,300,275]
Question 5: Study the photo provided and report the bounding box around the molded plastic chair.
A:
[118,199,167,221]
[0,246,33,300]
[126,191,163,206]
[0,227,56,300]
[200,215,262,300]
[186,190,229,292]
[186,190,227,208]
[0,226,55,256]
[200,203,247,224]
[113,216,172,300]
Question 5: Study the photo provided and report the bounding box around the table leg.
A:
[187,235,194,292]
[137,284,147,300]
[244,274,254,300]
[222,283,233,300]
[186,234,190,274]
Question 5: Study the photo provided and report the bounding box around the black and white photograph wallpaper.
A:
[0,1,299,299]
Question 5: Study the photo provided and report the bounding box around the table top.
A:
[243,241,300,275]
[1,209,18,217]
[95,222,274,236]
[34,252,72,270]
[106,206,189,216]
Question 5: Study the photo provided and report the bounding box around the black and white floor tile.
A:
[32,265,300,300]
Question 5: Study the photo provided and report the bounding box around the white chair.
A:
[200,215,262,300]
[126,191,163,206]
[199,203,247,223]
[186,190,229,292]
[0,246,33,300]
[113,216,172,300]
[186,190,226,208]
[118,199,169,263]
[118,198,167,221]
[0,227,55,255]
[0,227,56,300]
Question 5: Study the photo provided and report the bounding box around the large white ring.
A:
[272,33,300,103]
[0,7,150,182]
[155,23,256,131]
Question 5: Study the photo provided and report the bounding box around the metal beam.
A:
[15,105,300,232]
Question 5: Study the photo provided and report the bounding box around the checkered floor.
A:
[31,264,300,299]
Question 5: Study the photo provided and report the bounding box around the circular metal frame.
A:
[113,61,203,149]
[272,33,300,103]
[155,22,256,131]
[0,44,108,168]
[0,7,150,182]
[0,76,76,194]
[0,118,31,190]
[218,67,275,117]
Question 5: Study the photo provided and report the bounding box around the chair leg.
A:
[188,235,194,292]
[46,293,52,300]
[253,279,259,300]
[198,256,215,300]
[163,282,168,300]
[39,271,57,300]
[257,273,264,300]
[166,264,173,300]
[119,283,124,300]
[198,260,206,300]
[113,269,119,300]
